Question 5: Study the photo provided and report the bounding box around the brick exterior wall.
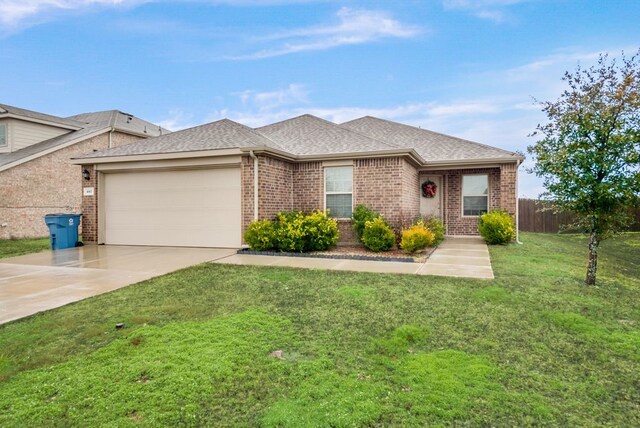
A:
[0,131,139,240]
[258,156,293,218]
[420,167,509,235]
[293,161,323,212]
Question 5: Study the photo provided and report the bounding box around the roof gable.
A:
[255,114,397,156]
[340,116,521,163]
[79,118,279,158]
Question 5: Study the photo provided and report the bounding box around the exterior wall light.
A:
[82,168,91,181]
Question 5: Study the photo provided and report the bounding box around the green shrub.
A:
[478,210,516,245]
[275,211,307,252]
[400,223,435,253]
[302,210,339,251]
[244,219,276,251]
[362,217,396,252]
[424,217,445,246]
[352,204,380,240]
[246,211,339,252]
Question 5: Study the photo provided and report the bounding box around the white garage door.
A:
[104,168,241,248]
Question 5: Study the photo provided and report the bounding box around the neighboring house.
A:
[0,104,167,239]
[74,114,524,248]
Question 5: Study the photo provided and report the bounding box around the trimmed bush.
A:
[478,210,516,245]
[245,210,338,252]
[275,211,307,252]
[424,217,445,246]
[244,219,276,251]
[302,210,339,251]
[400,223,435,253]
[362,217,396,252]
[352,204,380,240]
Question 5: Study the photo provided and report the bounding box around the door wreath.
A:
[422,180,437,198]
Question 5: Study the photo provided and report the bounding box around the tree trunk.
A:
[586,231,599,285]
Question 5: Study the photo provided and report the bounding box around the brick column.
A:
[499,163,517,216]
[80,164,98,243]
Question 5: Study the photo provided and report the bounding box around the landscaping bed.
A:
[238,245,435,263]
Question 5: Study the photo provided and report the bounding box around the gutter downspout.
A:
[515,159,523,244]
[249,150,258,220]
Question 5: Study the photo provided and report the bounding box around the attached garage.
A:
[102,167,241,248]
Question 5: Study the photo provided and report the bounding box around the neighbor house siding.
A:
[0,131,140,240]
[7,118,72,151]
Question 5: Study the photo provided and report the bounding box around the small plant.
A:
[362,217,396,252]
[244,219,276,251]
[478,210,515,245]
[424,216,445,246]
[400,222,435,253]
[352,204,381,240]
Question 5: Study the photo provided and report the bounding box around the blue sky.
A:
[2,0,639,196]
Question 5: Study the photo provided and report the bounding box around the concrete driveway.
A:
[0,245,236,324]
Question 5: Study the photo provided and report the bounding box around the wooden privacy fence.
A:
[518,199,640,233]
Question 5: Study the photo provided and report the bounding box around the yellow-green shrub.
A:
[362,217,396,252]
[244,219,276,251]
[245,211,339,252]
[400,223,435,253]
[478,210,515,245]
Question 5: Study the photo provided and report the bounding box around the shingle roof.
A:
[340,116,521,162]
[255,114,397,156]
[79,119,279,158]
[0,103,84,128]
[74,113,522,165]
[0,106,166,169]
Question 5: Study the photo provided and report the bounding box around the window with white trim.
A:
[462,174,488,216]
[0,124,6,147]
[325,166,352,218]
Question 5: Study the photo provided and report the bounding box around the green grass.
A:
[0,237,50,259]
[0,232,639,426]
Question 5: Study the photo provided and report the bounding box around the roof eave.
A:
[0,113,83,131]
[420,155,524,170]
[71,148,245,165]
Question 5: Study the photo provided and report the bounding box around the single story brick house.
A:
[73,114,523,248]
[0,103,167,239]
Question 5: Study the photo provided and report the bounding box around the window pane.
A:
[0,124,6,147]
[463,175,488,196]
[463,196,488,216]
[325,166,352,193]
[326,194,352,218]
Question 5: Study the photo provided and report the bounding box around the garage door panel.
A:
[104,168,241,248]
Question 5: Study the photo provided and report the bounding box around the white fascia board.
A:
[72,148,244,165]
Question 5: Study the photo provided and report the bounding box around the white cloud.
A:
[156,109,201,131]
[0,0,147,30]
[235,84,309,111]
[231,7,422,60]
[442,0,531,22]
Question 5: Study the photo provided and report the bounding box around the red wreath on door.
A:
[422,180,437,198]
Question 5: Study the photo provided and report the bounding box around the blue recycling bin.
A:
[44,214,82,250]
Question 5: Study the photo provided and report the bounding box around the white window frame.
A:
[0,123,7,148]
[462,174,489,217]
[324,165,353,219]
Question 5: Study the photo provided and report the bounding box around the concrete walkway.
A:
[214,236,493,279]
[0,246,236,324]
[419,236,494,279]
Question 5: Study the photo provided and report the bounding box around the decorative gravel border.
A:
[237,248,418,263]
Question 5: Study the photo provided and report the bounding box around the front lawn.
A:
[0,233,638,426]
[0,237,49,259]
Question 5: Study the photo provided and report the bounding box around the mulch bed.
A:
[237,245,435,263]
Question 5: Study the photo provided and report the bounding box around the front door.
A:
[419,175,442,218]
